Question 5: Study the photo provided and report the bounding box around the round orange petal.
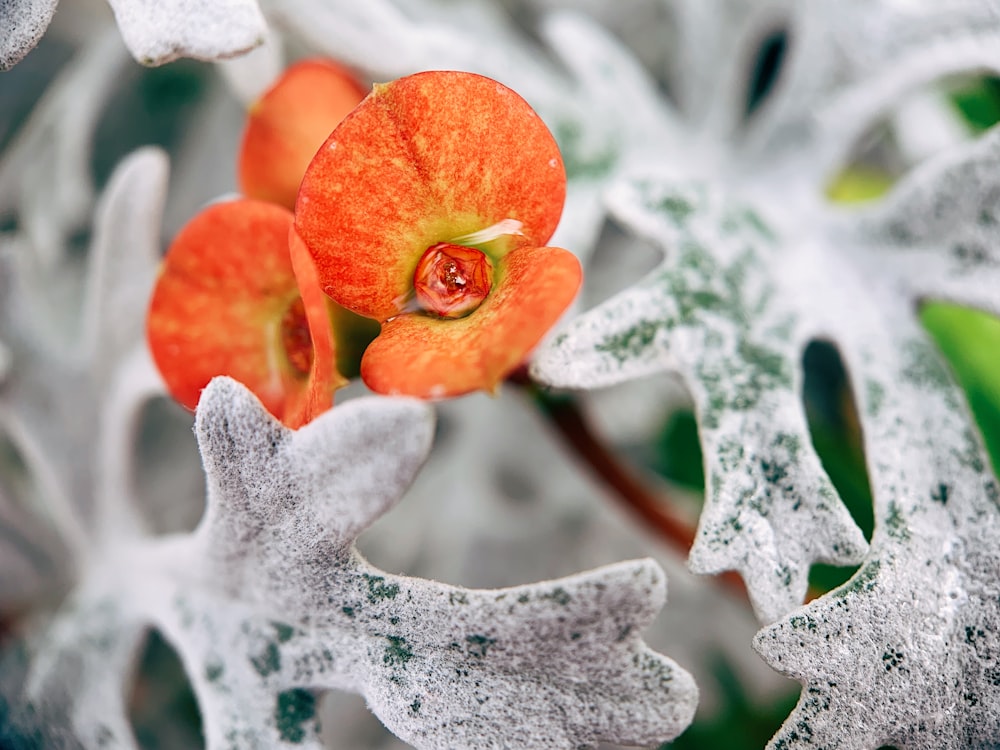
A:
[360,245,581,398]
[146,199,345,427]
[239,58,367,210]
[294,70,566,322]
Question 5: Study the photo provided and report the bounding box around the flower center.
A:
[280,296,313,376]
[413,243,493,319]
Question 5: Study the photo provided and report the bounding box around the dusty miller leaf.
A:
[854,126,1000,319]
[0,31,130,266]
[745,108,1000,750]
[0,146,169,599]
[106,0,266,66]
[12,378,698,749]
[1,0,265,69]
[357,388,786,715]
[759,0,1000,182]
[0,0,58,71]
[753,275,1000,749]
[532,0,1000,625]
[533,179,869,624]
[535,85,1000,750]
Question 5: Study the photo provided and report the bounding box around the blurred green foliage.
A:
[129,631,204,750]
[921,303,1000,475]
[950,76,1000,133]
[825,165,894,204]
[92,60,209,190]
[652,410,704,491]
[665,659,798,750]
[925,75,1000,474]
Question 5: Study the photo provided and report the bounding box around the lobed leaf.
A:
[0,147,169,560]
[10,378,699,749]
[534,179,869,623]
[742,0,1000,182]
[854,124,1000,319]
[754,305,1000,749]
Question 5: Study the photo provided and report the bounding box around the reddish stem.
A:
[509,373,749,601]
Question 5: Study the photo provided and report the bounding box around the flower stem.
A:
[508,372,749,601]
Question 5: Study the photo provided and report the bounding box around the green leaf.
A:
[922,302,1000,473]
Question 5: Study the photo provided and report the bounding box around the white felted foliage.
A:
[533,180,870,624]
[106,0,266,66]
[529,0,1000,624]
[12,378,698,750]
[745,120,1000,750]
[0,46,702,742]
[752,320,1000,749]
[355,389,788,717]
[0,0,265,70]
[0,31,131,267]
[0,0,58,71]
[854,127,1000,320]
[6,2,1000,747]
[531,72,1000,750]
[0,145,169,607]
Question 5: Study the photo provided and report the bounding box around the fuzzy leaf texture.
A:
[0,144,168,593]
[9,377,697,749]
[533,0,1000,617]
[532,15,1000,750]
[0,0,266,69]
[748,114,1000,750]
[534,181,870,624]
[6,1,1000,748]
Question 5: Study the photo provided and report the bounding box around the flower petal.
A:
[284,227,349,427]
[238,58,366,210]
[295,70,566,321]
[360,245,581,397]
[146,199,344,426]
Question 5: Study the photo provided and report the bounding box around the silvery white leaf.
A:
[105,0,266,66]
[534,179,870,623]
[853,124,1000,319]
[0,0,59,70]
[754,294,1000,749]
[0,147,170,574]
[10,379,699,749]
[0,31,129,267]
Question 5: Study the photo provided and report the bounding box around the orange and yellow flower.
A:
[148,59,366,426]
[239,58,366,210]
[295,70,581,398]
[148,67,581,421]
[146,200,345,428]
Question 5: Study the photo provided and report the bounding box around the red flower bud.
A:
[413,243,494,319]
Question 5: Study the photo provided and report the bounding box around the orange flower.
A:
[147,200,346,428]
[148,59,373,426]
[294,71,582,398]
[239,58,367,210]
